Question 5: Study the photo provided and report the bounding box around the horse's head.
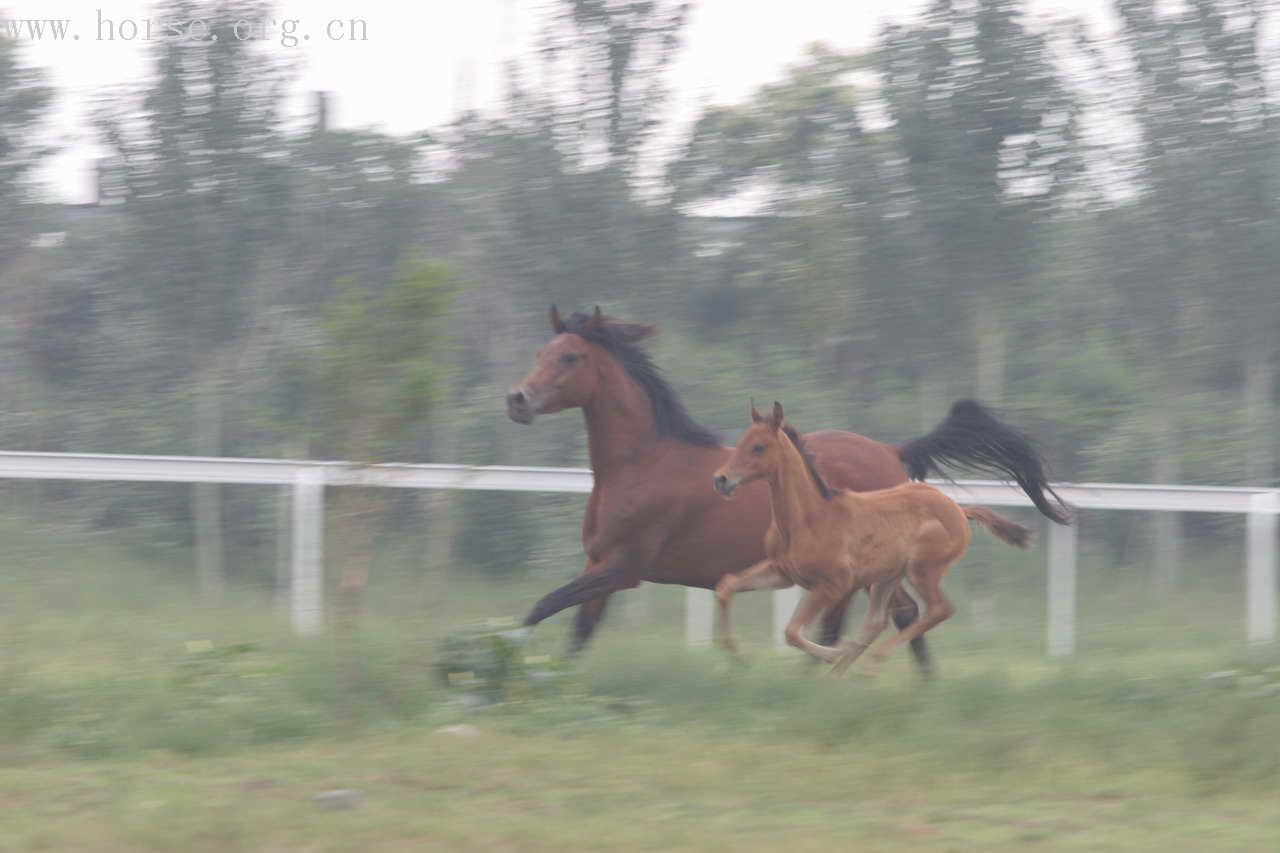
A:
[506,305,655,425]
[506,306,597,424]
[713,401,787,497]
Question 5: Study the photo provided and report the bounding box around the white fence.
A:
[0,450,1275,656]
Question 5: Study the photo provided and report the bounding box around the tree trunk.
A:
[424,487,457,598]
[1243,340,1274,487]
[333,485,382,728]
[193,370,225,601]
[1150,406,1182,598]
[974,299,1006,405]
[335,486,382,637]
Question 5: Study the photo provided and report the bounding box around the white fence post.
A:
[1246,491,1279,645]
[291,470,325,636]
[1047,519,1077,657]
[773,586,802,648]
[686,587,714,646]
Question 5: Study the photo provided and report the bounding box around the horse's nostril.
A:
[509,389,526,406]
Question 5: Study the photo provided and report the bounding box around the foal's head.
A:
[713,401,789,497]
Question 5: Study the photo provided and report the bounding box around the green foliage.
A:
[309,254,456,459]
[434,618,571,707]
[0,37,54,256]
[1,0,1279,584]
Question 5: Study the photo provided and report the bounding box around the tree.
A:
[0,38,55,451]
[879,0,1080,404]
[0,37,54,263]
[1112,0,1280,588]
[306,254,456,628]
[96,1,292,598]
[669,46,929,403]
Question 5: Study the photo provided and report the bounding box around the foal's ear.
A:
[585,305,604,331]
[549,304,565,334]
[750,399,763,423]
[770,401,785,430]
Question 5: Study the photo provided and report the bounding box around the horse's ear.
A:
[770,401,785,430]
[586,305,604,331]
[549,304,565,334]
[750,399,763,423]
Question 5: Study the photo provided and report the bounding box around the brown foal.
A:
[712,402,1033,674]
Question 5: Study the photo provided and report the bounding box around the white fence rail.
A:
[0,451,1275,655]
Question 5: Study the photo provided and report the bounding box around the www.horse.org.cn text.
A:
[1,13,369,48]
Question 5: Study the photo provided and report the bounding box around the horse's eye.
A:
[751,444,766,455]
[561,352,580,364]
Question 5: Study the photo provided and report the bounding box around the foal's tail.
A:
[964,507,1034,549]
[898,400,1073,525]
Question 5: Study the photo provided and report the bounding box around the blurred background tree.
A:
[1,0,1277,602]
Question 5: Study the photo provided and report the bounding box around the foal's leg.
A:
[715,560,790,659]
[868,561,956,667]
[818,589,854,648]
[782,587,848,664]
[822,586,934,678]
[829,581,898,676]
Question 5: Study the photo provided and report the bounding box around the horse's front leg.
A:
[715,560,791,661]
[569,593,613,656]
[523,554,638,637]
[781,585,848,664]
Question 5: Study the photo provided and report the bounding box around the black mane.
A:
[781,424,843,500]
[561,311,721,447]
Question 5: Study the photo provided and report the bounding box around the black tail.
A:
[898,400,1072,525]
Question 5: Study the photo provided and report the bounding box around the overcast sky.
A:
[6,0,1118,203]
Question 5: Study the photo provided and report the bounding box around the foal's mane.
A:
[780,424,843,501]
[560,311,720,447]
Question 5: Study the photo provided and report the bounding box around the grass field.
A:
[2,507,1279,851]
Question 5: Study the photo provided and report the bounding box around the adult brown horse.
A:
[506,307,1070,673]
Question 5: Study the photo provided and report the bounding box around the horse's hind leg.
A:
[870,561,955,668]
[825,587,932,676]
[819,590,854,648]
[889,587,934,678]
[829,582,897,676]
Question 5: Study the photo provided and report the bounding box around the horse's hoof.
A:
[498,626,533,647]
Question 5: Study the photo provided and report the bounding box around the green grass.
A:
[2,509,1280,850]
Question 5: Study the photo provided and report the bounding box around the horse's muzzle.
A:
[506,388,537,424]
[713,473,737,498]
